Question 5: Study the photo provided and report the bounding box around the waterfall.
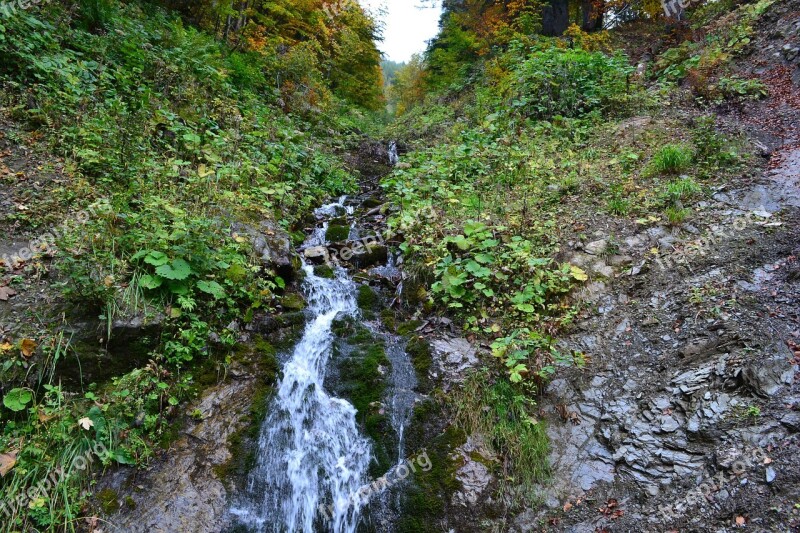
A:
[230,201,371,533]
[388,142,399,166]
[231,194,418,532]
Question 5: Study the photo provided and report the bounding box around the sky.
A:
[358,0,442,63]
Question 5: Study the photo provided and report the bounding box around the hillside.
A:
[1,0,799,532]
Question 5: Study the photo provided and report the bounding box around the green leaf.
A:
[143,251,169,267]
[3,388,32,412]
[139,274,163,290]
[451,235,470,251]
[464,260,492,278]
[156,259,193,281]
[274,276,286,289]
[197,280,226,299]
[463,221,487,237]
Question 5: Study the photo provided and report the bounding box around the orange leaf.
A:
[735,516,746,526]
[20,339,37,357]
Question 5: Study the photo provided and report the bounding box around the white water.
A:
[231,199,372,533]
[388,142,399,166]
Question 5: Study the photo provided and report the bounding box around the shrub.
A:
[508,46,635,121]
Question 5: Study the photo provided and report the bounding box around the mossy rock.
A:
[397,403,466,533]
[325,224,350,243]
[97,488,120,514]
[281,293,306,311]
[380,308,397,332]
[356,284,380,312]
[362,196,383,209]
[330,323,395,478]
[406,336,433,393]
[213,337,279,484]
[314,264,335,279]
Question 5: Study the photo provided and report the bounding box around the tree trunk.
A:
[581,0,605,31]
[542,0,570,37]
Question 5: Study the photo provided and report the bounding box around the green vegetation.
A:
[0,0,780,528]
[0,0,381,529]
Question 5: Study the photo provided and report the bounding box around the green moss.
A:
[331,323,395,477]
[406,336,433,393]
[325,224,351,242]
[380,308,397,332]
[97,488,120,514]
[397,403,466,533]
[396,320,422,336]
[314,264,335,279]
[356,284,380,312]
[124,496,136,510]
[281,293,306,311]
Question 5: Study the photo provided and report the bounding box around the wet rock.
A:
[348,242,388,268]
[453,436,496,507]
[779,411,800,432]
[303,245,329,265]
[101,372,258,532]
[430,337,479,385]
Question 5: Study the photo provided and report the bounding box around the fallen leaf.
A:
[0,342,13,352]
[20,338,37,357]
[735,516,746,526]
[763,457,773,465]
[78,417,94,430]
[563,502,573,512]
[0,450,17,476]
[37,411,55,423]
[0,286,17,301]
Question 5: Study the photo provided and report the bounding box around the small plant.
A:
[647,144,693,175]
[665,206,691,226]
[558,174,580,196]
[715,76,768,102]
[664,177,702,203]
[607,197,630,216]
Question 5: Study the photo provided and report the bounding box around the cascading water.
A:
[230,198,372,533]
[387,142,399,166]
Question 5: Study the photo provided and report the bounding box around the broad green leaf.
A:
[3,388,32,412]
[197,280,226,299]
[143,251,169,267]
[139,274,163,290]
[156,259,193,281]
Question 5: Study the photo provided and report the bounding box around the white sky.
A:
[358,0,442,63]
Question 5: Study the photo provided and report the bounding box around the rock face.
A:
[430,336,480,388]
[232,219,299,278]
[100,368,259,533]
[535,144,800,531]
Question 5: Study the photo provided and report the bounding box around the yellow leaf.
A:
[570,265,588,282]
[20,339,37,358]
[0,342,13,352]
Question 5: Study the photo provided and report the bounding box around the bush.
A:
[508,46,635,120]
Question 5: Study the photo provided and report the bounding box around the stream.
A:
[230,191,416,532]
